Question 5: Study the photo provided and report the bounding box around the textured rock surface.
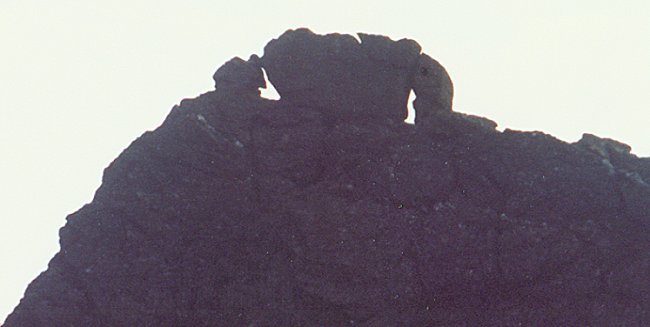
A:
[6,29,650,326]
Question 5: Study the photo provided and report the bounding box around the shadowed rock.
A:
[5,29,649,326]
[261,28,423,122]
[215,28,455,126]
[213,55,265,96]
[412,53,454,124]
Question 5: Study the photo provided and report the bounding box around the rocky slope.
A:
[6,29,650,326]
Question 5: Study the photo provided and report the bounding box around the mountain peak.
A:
[6,30,649,326]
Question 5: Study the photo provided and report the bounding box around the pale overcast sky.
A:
[1,0,649,321]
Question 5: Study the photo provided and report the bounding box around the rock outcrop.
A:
[212,55,265,97]
[412,53,454,124]
[260,28,451,123]
[5,29,650,326]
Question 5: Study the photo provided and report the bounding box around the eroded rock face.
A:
[5,30,650,326]
[213,55,265,96]
[412,54,454,124]
[211,28,455,125]
[260,28,451,123]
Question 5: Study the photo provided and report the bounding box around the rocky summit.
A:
[6,28,650,326]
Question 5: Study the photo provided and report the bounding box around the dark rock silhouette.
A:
[412,53,454,124]
[213,55,265,97]
[6,29,650,326]
[262,28,430,123]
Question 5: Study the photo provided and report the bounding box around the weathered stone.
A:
[576,133,632,157]
[213,55,265,96]
[412,53,454,125]
[261,28,423,122]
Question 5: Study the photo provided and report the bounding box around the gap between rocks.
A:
[260,67,280,100]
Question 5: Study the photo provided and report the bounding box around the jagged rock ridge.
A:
[6,29,650,326]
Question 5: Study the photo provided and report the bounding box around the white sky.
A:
[1,0,649,321]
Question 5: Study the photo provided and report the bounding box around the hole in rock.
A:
[260,67,280,100]
[405,89,416,124]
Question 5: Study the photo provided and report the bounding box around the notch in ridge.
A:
[260,67,280,100]
[352,33,362,43]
